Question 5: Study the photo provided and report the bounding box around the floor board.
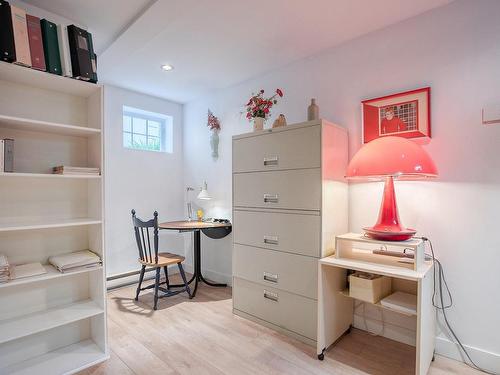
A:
[83,274,481,374]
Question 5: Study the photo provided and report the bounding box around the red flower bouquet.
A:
[245,88,284,121]
[207,109,221,132]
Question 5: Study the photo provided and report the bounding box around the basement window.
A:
[123,106,173,153]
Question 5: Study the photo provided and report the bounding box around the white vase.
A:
[210,131,219,160]
[253,117,265,131]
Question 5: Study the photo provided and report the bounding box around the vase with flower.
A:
[245,88,284,131]
[207,109,221,160]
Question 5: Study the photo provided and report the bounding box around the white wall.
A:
[183,0,500,370]
[104,85,186,281]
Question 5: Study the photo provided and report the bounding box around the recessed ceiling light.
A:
[161,64,174,71]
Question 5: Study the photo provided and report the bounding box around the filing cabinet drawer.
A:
[233,169,321,210]
[233,125,321,173]
[233,244,317,299]
[233,277,317,340]
[233,209,320,257]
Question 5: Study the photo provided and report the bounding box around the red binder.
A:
[26,14,46,71]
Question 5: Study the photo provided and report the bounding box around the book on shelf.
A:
[3,138,14,173]
[26,14,46,71]
[57,23,72,77]
[0,253,10,283]
[10,4,31,67]
[0,140,4,173]
[52,165,100,175]
[86,31,98,83]
[67,25,92,81]
[0,0,16,63]
[48,250,101,273]
[41,18,62,75]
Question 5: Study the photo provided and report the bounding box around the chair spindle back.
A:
[131,209,159,264]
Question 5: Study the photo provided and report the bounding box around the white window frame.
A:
[122,106,173,153]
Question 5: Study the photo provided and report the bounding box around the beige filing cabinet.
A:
[232,119,348,346]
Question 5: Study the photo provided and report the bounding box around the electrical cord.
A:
[417,237,498,375]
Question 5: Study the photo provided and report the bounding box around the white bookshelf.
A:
[0,61,108,373]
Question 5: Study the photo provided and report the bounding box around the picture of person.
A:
[380,106,407,134]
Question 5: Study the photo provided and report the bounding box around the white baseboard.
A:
[435,335,500,373]
[183,263,233,286]
[106,265,180,289]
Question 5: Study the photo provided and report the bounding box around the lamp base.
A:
[364,176,417,241]
[363,226,416,241]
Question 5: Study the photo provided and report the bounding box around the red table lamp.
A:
[346,136,438,241]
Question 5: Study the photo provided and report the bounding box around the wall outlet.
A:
[482,104,500,125]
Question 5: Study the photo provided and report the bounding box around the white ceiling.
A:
[22,0,155,54]
[27,0,452,103]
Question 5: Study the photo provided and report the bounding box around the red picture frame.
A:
[362,87,431,143]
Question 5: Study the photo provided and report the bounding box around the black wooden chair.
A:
[131,210,192,310]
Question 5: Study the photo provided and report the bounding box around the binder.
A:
[40,19,62,75]
[26,14,46,71]
[86,31,97,83]
[10,4,31,66]
[57,24,72,77]
[3,138,14,173]
[67,25,92,81]
[0,140,4,173]
[0,0,15,63]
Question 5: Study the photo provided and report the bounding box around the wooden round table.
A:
[158,220,232,297]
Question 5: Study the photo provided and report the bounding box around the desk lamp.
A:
[187,182,211,221]
[346,136,437,241]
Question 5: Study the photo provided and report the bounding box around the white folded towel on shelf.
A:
[48,250,102,273]
[11,262,47,279]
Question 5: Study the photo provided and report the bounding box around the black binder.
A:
[86,31,98,83]
[67,25,92,81]
[0,0,15,63]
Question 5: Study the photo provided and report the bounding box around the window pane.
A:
[148,121,161,137]
[123,132,132,148]
[147,136,160,151]
[133,118,147,135]
[133,134,147,148]
[123,115,132,132]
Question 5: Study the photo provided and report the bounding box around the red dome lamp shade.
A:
[346,136,437,241]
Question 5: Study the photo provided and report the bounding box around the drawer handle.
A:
[263,156,279,166]
[263,272,278,283]
[263,290,279,302]
[263,194,279,203]
[263,236,279,245]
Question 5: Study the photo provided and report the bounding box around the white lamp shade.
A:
[197,181,211,200]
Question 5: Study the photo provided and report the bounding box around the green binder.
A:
[40,19,62,75]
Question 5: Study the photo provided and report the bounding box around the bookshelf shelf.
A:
[0,114,101,137]
[0,56,107,374]
[0,61,100,98]
[0,218,102,232]
[0,265,103,290]
[2,339,108,375]
[0,299,104,345]
[0,172,101,179]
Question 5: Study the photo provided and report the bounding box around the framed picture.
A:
[362,87,430,143]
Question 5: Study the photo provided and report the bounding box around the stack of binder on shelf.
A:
[53,165,100,176]
[0,1,98,82]
[0,254,10,283]
[0,138,14,173]
[48,250,101,273]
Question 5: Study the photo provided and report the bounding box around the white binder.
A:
[57,24,73,77]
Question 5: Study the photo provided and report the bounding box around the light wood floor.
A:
[82,274,480,375]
